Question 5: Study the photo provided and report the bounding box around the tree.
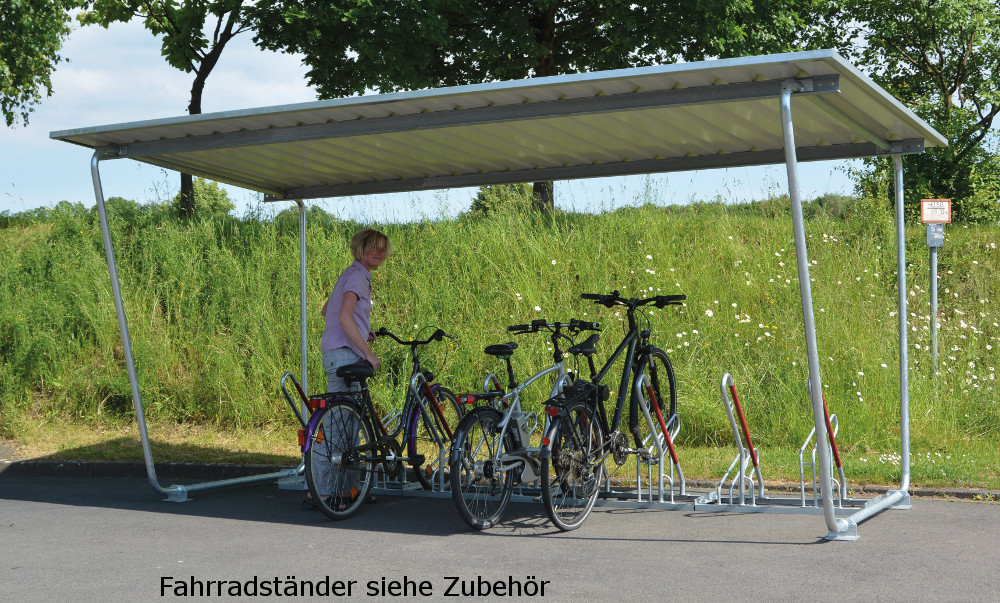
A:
[824,0,1000,222]
[170,177,235,217]
[80,0,252,215]
[252,0,823,211]
[1,0,83,127]
[468,183,533,216]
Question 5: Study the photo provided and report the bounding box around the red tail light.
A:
[542,437,550,447]
[546,407,559,416]
[297,429,306,447]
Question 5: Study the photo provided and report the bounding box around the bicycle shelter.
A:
[51,49,946,540]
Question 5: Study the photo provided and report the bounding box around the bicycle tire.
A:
[407,386,463,490]
[304,399,376,520]
[449,406,516,530]
[630,347,678,454]
[540,399,604,531]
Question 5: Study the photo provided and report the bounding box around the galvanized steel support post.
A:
[297,200,308,397]
[893,154,912,495]
[779,83,854,539]
[91,151,166,497]
[91,152,297,501]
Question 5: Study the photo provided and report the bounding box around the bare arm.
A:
[338,292,380,370]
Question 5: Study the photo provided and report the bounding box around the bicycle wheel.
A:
[304,399,376,520]
[407,386,463,490]
[449,406,516,530]
[630,347,678,455]
[540,399,604,531]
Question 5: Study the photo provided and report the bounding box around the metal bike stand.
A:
[701,373,766,507]
[800,413,844,508]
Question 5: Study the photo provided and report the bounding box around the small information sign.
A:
[921,199,951,223]
[926,223,944,247]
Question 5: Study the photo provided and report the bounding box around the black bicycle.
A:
[285,327,461,519]
[539,291,684,531]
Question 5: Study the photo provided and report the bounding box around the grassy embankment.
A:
[1,198,997,489]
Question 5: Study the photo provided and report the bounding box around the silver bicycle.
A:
[449,318,600,530]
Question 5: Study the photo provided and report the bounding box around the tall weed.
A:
[1,201,997,473]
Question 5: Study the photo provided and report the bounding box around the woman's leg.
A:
[320,348,363,499]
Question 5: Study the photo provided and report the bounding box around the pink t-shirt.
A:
[320,261,372,356]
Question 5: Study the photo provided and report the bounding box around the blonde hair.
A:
[349,228,392,262]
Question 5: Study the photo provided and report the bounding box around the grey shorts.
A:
[322,347,362,393]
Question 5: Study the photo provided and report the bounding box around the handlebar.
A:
[376,326,455,347]
[581,290,686,309]
[507,318,601,335]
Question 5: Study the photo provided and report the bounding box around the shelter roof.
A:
[51,49,946,200]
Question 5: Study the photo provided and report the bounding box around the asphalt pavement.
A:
[1,469,997,602]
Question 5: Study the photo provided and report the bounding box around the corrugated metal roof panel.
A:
[51,49,945,200]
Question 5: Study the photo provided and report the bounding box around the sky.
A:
[2,18,857,223]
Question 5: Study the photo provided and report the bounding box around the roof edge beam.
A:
[269,138,923,201]
[100,75,840,160]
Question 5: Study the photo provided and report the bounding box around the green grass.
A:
[1,197,998,489]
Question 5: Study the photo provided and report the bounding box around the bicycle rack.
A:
[799,389,847,508]
[633,373,686,503]
[706,373,766,506]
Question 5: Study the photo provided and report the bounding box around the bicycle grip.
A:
[580,293,602,301]
[508,324,532,332]
[574,320,601,330]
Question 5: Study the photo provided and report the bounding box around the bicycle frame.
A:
[567,291,685,502]
[479,321,588,484]
[588,327,641,439]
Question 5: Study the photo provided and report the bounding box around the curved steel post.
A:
[893,154,912,493]
[779,83,850,538]
[296,200,308,397]
[93,152,298,500]
[833,155,913,531]
[91,152,168,496]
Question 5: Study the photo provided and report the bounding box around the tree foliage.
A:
[80,0,252,215]
[824,0,1000,222]
[0,0,83,127]
[251,0,824,211]
[170,177,235,217]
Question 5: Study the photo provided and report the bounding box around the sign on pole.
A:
[920,199,950,374]
[920,199,951,223]
[926,223,944,247]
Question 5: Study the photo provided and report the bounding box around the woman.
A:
[310,227,391,510]
[320,227,392,387]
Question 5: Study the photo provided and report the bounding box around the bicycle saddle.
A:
[337,360,375,381]
[568,333,601,357]
[484,342,517,359]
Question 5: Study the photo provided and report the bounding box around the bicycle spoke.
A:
[541,400,603,531]
[304,400,376,520]
[450,407,515,530]
[408,387,462,490]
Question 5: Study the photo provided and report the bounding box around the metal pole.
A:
[837,153,914,533]
[297,200,308,397]
[779,83,850,539]
[92,152,299,501]
[91,151,167,496]
[893,154,912,494]
[930,246,938,372]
